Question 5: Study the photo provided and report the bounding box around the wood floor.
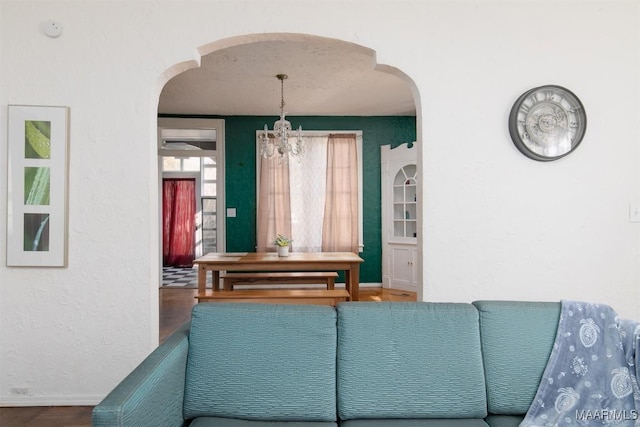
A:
[1,287,416,427]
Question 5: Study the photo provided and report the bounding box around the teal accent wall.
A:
[161,115,416,283]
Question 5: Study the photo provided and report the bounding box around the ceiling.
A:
[158,38,416,117]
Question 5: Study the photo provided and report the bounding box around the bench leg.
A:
[210,270,221,291]
[327,277,335,290]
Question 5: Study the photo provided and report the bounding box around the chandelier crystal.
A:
[259,74,303,163]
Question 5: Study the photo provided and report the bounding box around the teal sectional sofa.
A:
[92,301,561,427]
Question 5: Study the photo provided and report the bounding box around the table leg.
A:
[197,264,206,294]
[354,264,360,301]
[344,269,351,300]
[345,263,360,301]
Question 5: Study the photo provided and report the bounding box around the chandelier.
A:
[259,74,303,162]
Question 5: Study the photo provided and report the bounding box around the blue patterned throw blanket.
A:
[521,300,640,427]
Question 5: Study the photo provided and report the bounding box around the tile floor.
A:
[161,266,198,287]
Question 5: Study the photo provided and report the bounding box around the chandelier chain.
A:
[279,74,286,113]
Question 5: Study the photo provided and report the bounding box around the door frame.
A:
[157,117,226,272]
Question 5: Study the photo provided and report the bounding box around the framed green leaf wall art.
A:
[7,105,69,267]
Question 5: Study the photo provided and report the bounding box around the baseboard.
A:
[357,282,383,288]
[0,394,103,407]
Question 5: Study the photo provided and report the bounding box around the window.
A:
[256,131,363,252]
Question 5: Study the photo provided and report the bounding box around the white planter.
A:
[277,246,289,257]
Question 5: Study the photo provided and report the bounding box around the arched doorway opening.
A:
[156,33,421,335]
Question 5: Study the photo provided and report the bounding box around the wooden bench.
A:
[196,289,350,306]
[220,271,338,291]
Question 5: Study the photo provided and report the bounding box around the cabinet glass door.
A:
[392,164,417,238]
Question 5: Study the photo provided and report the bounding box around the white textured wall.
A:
[0,0,638,405]
[419,2,640,321]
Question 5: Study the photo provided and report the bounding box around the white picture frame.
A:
[6,105,70,267]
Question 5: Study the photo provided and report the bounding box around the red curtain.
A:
[163,178,196,267]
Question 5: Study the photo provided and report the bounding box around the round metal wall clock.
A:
[508,85,587,161]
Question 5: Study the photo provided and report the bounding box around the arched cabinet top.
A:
[380,142,416,164]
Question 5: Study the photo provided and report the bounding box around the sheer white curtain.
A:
[288,136,327,252]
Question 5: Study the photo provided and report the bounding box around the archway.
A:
[155,34,422,325]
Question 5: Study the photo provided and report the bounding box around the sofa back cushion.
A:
[472,300,560,415]
[184,303,337,421]
[337,302,487,420]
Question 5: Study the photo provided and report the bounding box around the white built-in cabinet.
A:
[381,142,418,291]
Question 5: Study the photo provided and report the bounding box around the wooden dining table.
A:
[193,252,364,301]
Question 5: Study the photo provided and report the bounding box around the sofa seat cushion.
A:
[190,418,337,427]
[472,301,560,415]
[337,302,487,420]
[483,415,524,427]
[341,419,489,427]
[184,304,337,422]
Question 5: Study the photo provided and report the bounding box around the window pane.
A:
[163,157,181,171]
[202,230,217,253]
[202,198,216,212]
[181,157,200,171]
[203,167,217,180]
[203,213,217,230]
[203,183,216,196]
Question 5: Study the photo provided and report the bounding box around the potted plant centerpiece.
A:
[274,234,292,257]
